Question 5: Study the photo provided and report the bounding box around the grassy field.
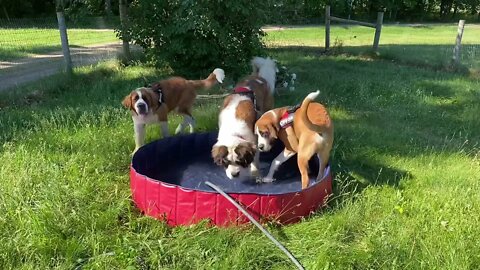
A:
[0,28,119,60]
[265,24,480,72]
[1,25,480,269]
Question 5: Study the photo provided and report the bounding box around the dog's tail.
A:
[299,90,331,135]
[251,56,277,94]
[190,68,225,90]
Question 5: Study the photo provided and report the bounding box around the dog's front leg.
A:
[133,122,145,153]
[160,121,169,138]
[251,150,260,179]
[262,149,295,183]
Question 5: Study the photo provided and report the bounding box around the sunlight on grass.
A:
[264,24,480,71]
[0,36,479,269]
[0,28,119,60]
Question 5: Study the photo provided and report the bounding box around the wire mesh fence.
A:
[0,16,123,90]
[264,22,480,74]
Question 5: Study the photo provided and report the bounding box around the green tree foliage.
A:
[123,0,268,79]
[0,0,56,18]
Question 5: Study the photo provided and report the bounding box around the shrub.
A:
[122,0,269,80]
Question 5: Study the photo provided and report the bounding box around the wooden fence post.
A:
[119,0,131,62]
[325,5,330,51]
[453,20,465,64]
[373,11,384,52]
[56,9,72,73]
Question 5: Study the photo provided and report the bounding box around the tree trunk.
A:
[119,0,131,62]
[2,6,10,20]
[105,0,113,16]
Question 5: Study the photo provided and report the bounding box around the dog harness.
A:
[233,86,258,112]
[154,88,165,104]
[279,104,300,128]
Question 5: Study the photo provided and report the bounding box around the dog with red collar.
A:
[211,57,276,179]
[255,91,334,189]
[122,68,224,153]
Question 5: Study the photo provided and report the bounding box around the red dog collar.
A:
[233,86,252,93]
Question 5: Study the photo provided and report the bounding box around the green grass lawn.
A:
[0,28,119,61]
[265,24,480,71]
[1,26,480,269]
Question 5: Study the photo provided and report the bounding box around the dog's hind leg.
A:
[134,122,145,152]
[251,150,260,179]
[160,121,170,138]
[316,153,325,181]
[297,139,317,189]
[175,114,195,134]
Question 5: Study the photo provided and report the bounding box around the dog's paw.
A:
[261,177,276,183]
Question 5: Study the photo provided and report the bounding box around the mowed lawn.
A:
[0,28,119,60]
[0,27,480,269]
[265,24,480,71]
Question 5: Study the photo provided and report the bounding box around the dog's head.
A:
[255,111,280,152]
[212,142,256,179]
[122,87,159,116]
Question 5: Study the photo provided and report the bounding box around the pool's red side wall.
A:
[130,165,332,226]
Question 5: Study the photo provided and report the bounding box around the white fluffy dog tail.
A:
[212,68,225,84]
[251,56,277,94]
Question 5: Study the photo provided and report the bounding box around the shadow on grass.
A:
[268,45,479,209]
[1,47,479,220]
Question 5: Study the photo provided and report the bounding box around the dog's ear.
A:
[267,124,278,139]
[235,143,256,168]
[212,145,228,166]
[122,93,133,109]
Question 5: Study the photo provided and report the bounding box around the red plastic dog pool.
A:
[130,132,332,226]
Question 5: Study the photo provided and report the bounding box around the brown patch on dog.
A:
[235,100,256,131]
[212,145,228,166]
[141,89,160,111]
[234,143,256,168]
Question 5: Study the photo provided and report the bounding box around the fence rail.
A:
[325,5,384,52]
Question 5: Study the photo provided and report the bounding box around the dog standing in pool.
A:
[255,90,333,189]
[211,57,276,179]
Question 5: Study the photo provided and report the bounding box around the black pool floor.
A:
[132,132,328,194]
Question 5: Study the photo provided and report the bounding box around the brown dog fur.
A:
[255,91,333,189]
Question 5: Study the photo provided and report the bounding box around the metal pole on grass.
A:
[453,20,466,64]
[56,3,72,74]
[205,181,305,270]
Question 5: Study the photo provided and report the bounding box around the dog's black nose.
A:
[231,171,240,177]
[258,144,264,151]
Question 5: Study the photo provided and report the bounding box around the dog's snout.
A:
[137,103,146,109]
[231,171,240,177]
[258,144,265,151]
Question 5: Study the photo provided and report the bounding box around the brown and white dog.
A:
[211,57,276,179]
[255,91,334,189]
[122,68,224,152]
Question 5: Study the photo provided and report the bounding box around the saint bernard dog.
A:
[211,57,276,179]
[123,68,224,152]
